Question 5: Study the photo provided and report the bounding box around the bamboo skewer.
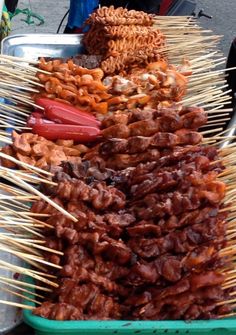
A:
[0,67,44,87]
[1,198,30,209]
[0,113,27,125]
[0,280,44,300]
[0,81,40,93]
[0,235,44,257]
[0,56,50,74]
[1,170,77,222]
[0,206,53,229]
[0,260,58,288]
[0,224,44,238]
[218,312,236,319]
[0,276,51,292]
[0,286,41,305]
[0,300,34,310]
[0,102,31,117]
[0,166,56,186]
[0,152,52,176]
[0,233,63,256]
[0,54,39,64]
[0,245,61,270]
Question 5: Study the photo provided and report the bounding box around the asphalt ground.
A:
[196,0,236,57]
[10,0,69,34]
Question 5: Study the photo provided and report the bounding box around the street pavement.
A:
[10,0,69,34]
[10,0,236,57]
[196,0,236,57]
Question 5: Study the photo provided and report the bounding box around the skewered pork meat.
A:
[31,133,229,321]
[47,179,126,210]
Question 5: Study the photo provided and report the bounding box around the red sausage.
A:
[31,122,100,142]
[35,98,101,127]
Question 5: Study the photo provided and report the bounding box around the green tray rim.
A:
[23,301,236,333]
[23,259,236,333]
[23,275,236,333]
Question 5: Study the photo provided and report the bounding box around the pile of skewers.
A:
[0,6,236,322]
[83,6,166,74]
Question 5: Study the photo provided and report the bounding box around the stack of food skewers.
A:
[0,6,236,326]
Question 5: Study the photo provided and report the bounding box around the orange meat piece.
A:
[7,132,88,170]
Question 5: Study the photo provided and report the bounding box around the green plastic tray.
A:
[23,309,236,335]
[22,275,236,335]
[23,299,236,335]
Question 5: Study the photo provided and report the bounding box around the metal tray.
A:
[1,34,84,60]
[0,248,23,334]
[0,98,25,334]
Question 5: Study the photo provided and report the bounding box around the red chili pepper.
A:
[35,98,101,128]
[31,121,100,142]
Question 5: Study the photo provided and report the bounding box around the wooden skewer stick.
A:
[0,259,58,287]
[206,117,231,124]
[0,130,11,137]
[0,236,42,256]
[22,268,56,279]
[192,60,227,74]
[208,108,233,113]
[0,166,56,186]
[208,113,230,119]
[216,298,236,306]
[190,66,236,80]
[0,195,38,201]
[0,220,42,230]
[0,204,54,229]
[0,152,52,176]
[187,80,227,93]
[0,54,39,64]
[17,212,49,217]
[0,276,52,292]
[0,86,32,99]
[0,63,40,78]
[0,243,44,262]
[0,300,34,310]
[0,286,41,305]
[0,222,44,238]
[0,182,34,196]
[0,264,56,280]
[179,84,230,104]
[19,241,62,255]
[0,226,43,239]
[0,67,44,87]
[0,118,29,130]
[4,171,77,222]
[201,127,223,135]
[0,280,44,299]
[0,102,30,117]
[0,136,12,145]
[0,81,39,93]
[216,125,236,137]
[2,198,30,210]
[0,93,42,111]
[190,51,220,63]
[0,236,45,244]
[0,113,27,125]
[201,121,229,129]
[0,56,51,74]
[218,312,236,319]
